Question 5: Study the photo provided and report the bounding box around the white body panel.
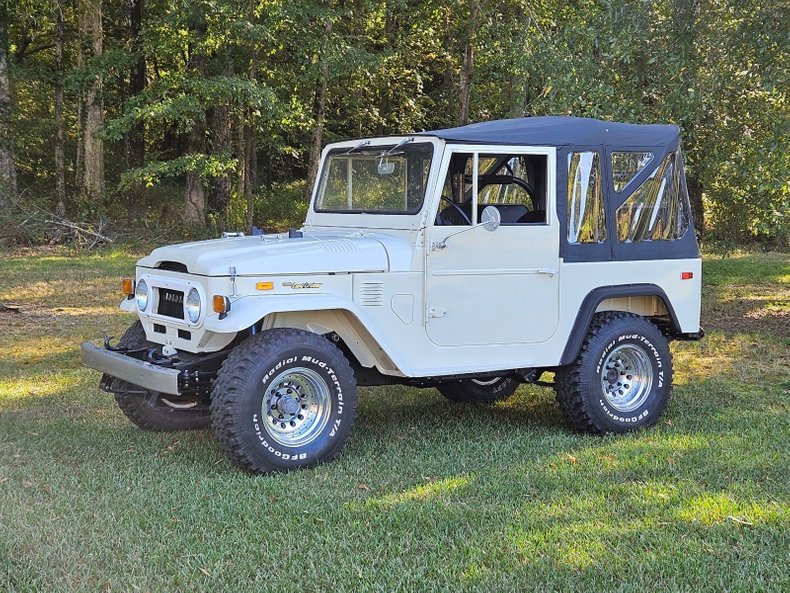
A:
[130,135,702,378]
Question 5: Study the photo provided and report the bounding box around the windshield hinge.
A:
[427,305,447,319]
[229,266,238,296]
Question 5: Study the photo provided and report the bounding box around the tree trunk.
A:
[458,0,480,125]
[207,54,233,224]
[304,21,332,202]
[240,110,257,230]
[126,0,146,211]
[78,0,104,203]
[240,0,258,230]
[183,8,207,228]
[0,0,17,207]
[378,2,396,135]
[184,168,205,227]
[54,1,66,217]
[208,103,232,221]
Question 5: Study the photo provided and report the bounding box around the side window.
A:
[477,154,545,224]
[567,151,606,243]
[611,152,653,192]
[436,153,546,226]
[616,152,690,242]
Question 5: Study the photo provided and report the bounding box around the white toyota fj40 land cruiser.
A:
[82,116,703,474]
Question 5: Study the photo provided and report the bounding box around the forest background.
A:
[0,0,787,247]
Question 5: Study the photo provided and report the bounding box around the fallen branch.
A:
[45,217,113,245]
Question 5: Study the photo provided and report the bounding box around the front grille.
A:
[157,288,184,319]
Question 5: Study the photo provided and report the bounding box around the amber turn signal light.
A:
[122,277,135,295]
[213,295,231,314]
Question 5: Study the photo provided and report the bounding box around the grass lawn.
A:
[0,248,788,592]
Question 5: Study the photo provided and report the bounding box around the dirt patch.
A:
[703,285,790,337]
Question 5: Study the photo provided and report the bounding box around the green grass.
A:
[1,248,788,592]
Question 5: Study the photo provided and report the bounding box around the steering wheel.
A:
[465,174,539,210]
[436,195,472,226]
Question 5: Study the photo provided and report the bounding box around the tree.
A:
[0,0,17,206]
[54,0,66,216]
[304,20,332,201]
[77,0,104,203]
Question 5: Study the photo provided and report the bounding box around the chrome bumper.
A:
[80,342,181,395]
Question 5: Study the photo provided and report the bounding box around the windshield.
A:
[314,142,434,214]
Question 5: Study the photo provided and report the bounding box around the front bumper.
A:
[80,342,181,395]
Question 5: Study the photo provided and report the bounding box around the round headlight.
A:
[185,288,201,323]
[135,279,149,311]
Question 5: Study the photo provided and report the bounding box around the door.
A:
[425,146,560,347]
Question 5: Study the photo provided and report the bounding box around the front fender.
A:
[202,294,364,334]
[202,294,407,376]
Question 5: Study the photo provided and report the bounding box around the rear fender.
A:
[560,284,682,365]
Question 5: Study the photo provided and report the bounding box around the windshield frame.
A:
[312,140,436,216]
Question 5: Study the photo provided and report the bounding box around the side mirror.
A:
[431,205,502,252]
[481,205,501,232]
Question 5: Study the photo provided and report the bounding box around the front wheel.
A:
[210,329,358,474]
[109,321,211,431]
[554,312,673,433]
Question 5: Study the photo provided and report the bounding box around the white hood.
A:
[137,232,408,276]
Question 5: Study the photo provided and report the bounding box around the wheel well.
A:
[257,309,402,377]
[560,284,681,365]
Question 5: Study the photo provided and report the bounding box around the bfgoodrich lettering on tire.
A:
[555,312,673,434]
[210,328,358,474]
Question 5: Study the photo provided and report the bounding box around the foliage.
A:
[4,0,788,244]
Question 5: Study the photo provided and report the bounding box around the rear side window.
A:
[616,152,690,242]
[567,151,606,244]
[611,151,653,192]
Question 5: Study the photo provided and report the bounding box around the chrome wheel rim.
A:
[600,344,653,412]
[262,367,331,447]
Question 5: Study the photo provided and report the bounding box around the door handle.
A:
[536,269,558,277]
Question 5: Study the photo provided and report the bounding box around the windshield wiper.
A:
[377,137,414,158]
[341,140,371,155]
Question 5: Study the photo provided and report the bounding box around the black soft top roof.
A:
[421,116,679,148]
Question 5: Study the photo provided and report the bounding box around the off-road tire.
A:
[110,321,212,431]
[437,376,519,404]
[555,312,673,434]
[210,329,358,474]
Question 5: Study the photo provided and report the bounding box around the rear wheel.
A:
[109,321,211,431]
[210,329,358,474]
[437,375,519,404]
[554,312,672,433]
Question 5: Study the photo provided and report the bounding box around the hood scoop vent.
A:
[157,261,189,273]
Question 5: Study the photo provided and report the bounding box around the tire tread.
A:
[554,312,672,434]
[210,328,358,474]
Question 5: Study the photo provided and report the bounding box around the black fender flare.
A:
[559,284,681,365]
